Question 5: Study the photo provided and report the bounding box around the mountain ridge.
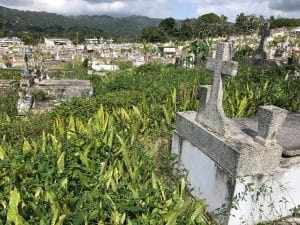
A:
[0,5,162,40]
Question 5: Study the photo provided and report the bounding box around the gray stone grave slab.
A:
[34,79,93,100]
[0,80,18,95]
[38,79,91,87]
[0,79,18,86]
[233,113,300,157]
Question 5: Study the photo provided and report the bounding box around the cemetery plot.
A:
[172,42,300,225]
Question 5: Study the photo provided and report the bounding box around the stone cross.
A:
[258,22,270,51]
[253,22,270,60]
[196,42,238,136]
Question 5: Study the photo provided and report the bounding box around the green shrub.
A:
[30,89,53,102]
[0,62,299,224]
[233,46,254,62]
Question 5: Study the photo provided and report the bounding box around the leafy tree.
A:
[159,17,175,31]
[269,17,300,28]
[140,26,167,43]
[159,17,177,37]
[18,32,35,45]
[235,13,263,35]
[189,39,209,64]
[198,13,223,24]
[195,13,230,38]
[180,18,195,40]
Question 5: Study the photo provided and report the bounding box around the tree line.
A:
[141,13,300,43]
[0,10,299,45]
[0,15,107,45]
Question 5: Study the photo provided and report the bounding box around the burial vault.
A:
[171,42,300,225]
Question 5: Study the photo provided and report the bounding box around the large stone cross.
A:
[258,22,270,50]
[196,42,238,136]
[253,22,270,60]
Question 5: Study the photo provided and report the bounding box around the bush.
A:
[30,89,52,102]
[233,46,254,62]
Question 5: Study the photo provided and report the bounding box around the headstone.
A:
[274,47,285,58]
[17,90,34,115]
[252,23,278,67]
[253,22,270,60]
[255,105,288,146]
[196,42,238,136]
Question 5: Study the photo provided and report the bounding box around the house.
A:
[84,38,99,45]
[44,38,73,48]
[0,37,23,47]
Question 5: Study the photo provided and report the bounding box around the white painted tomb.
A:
[171,42,300,225]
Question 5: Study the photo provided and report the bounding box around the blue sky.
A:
[0,0,299,21]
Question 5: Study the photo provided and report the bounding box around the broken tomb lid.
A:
[232,114,300,157]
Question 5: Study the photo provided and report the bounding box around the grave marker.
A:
[196,42,238,136]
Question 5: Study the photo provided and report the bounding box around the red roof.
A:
[291,50,300,54]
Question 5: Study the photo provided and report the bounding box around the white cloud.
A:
[0,0,178,17]
[10,0,127,15]
[194,0,300,21]
[0,0,299,19]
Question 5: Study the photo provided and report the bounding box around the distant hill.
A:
[0,6,162,41]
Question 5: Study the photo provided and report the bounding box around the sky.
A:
[0,0,299,21]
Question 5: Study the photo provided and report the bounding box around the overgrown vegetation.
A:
[30,89,53,102]
[0,87,19,118]
[0,62,299,223]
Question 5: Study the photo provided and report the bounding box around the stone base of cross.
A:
[196,42,238,136]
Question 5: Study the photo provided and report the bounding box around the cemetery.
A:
[0,5,299,225]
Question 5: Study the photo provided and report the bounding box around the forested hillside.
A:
[0,6,161,42]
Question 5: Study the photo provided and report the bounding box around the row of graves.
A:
[1,36,186,74]
[200,23,299,81]
[174,23,299,70]
[232,23,299,67]
[171,42,300,225]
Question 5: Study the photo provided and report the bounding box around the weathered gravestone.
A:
[252,23,278,67]
[253,23,270,60]
[196,42,238,136]
[172,42,300,225]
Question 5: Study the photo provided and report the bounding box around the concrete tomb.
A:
[0,79,18,94]
[17,78,93,115]
[17,66,93,115]
[171,42,300,225]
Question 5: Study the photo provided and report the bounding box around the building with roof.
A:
[0,37,23,47]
